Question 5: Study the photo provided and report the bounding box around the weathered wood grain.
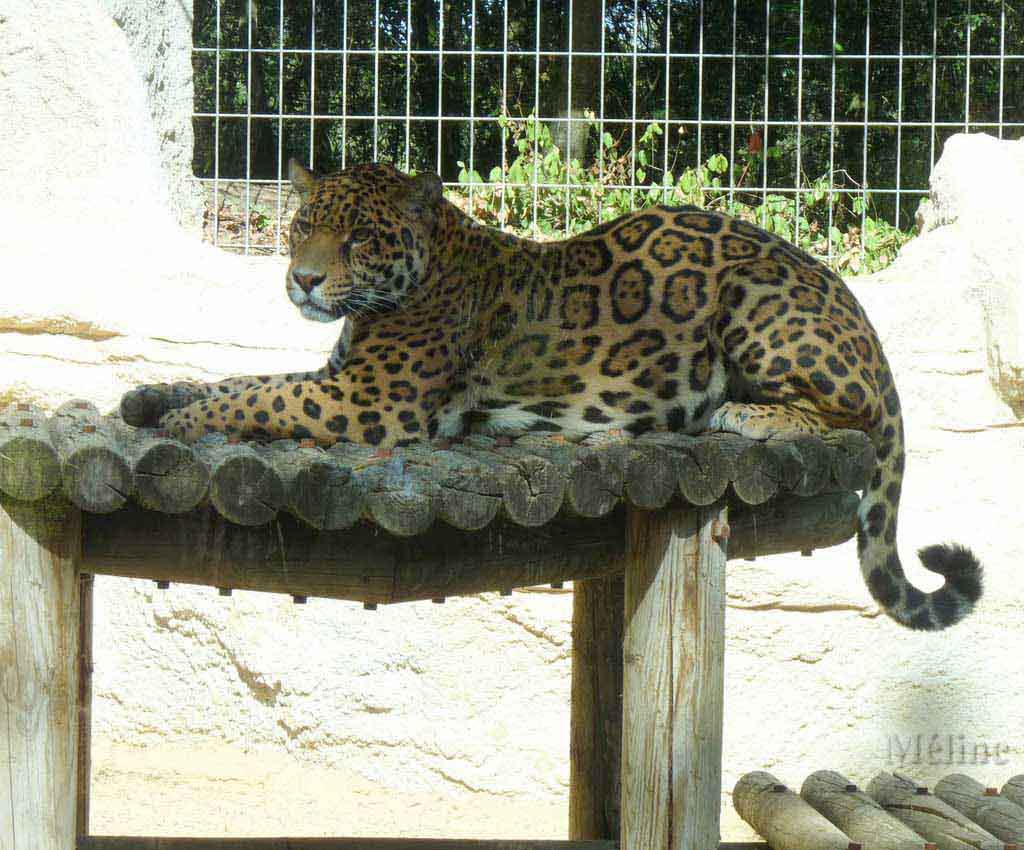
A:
[48,400,132,513]
[79,491,859,601]
[800,769,925,850]
[622,502,727,850]
[2,410,877,536]
[725,491,859,560]
[734,771,851,850]
[569,575,624,841]
[0,403,62,501]
[77,571,95,839]
[934,773,1024,843]
[1,494,82,850]
[78,839,619,849]
[192,433,285,527]
[1002,776,1024,812]
[868,771,1003,850]
[638,431,732,506]
[81,504,626,604]
[106,417,209,514]
[452,436,566,527]
[706,434,783,505]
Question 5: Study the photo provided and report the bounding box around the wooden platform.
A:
[0,400,874,850]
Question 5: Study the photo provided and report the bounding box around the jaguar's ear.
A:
[403,171,444,215]
[288,158,319,201]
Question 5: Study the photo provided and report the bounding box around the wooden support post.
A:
[1,493,82,850]
[77,572,95,840]
[569,575,624,840]
[621,503,727,850]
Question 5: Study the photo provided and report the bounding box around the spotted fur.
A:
[128,160,982,630]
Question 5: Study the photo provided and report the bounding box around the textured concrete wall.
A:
[99,0,205,230]
[1,1,1022,841]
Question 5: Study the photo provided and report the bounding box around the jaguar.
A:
[122,160,982,630]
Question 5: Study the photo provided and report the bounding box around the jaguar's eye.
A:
[292,219,312,240]
[349,227,374,247]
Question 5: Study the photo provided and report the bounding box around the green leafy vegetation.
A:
[192,0,1019,271]
[447,114,911,274]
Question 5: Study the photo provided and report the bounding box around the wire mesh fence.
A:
[192,0,1023,271]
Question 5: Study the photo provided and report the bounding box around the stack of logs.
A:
[0,399,874,535]
[735,770,1024,849]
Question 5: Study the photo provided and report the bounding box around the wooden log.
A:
[513,434,626,517]
[78,838,618,849]
[1002,777,1024,812]
[800,769,927,850]
[451,436,565,527]
[565,442,629,517]
[358,449,440,537]
[733,771,852,850]
[255,440,363,531]
[106,417,209,514]
[868,772,1003,850]
[0,403,62,501]
[621,441,677,510]
[934,773,1024,843]
[327,442,440,536]
[1,493,82,850]
[77,572,95,839]
[706,434,783,505]
[392,442,504,531]
[569,575,624,841]
[638,432,732,506]
[621,502,727,850]
[192,433,285,527]
[771,436,832,497]
[291,450,366,530]
[828,429,876,491]
[47,400,132,513]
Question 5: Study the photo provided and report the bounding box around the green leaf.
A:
[707,153,728,174]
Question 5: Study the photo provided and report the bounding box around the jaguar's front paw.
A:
[120,382,205,427]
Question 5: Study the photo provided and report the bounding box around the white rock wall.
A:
[2,1,1022,841]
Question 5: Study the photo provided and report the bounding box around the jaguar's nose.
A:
[293,270,326,294]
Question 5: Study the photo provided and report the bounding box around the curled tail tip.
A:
[865,542,983,631]
[918,541,984,607]
[891,542,983,631]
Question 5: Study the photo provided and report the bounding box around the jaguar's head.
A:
[285,159,443,322]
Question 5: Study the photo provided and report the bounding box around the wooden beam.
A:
[81,504,626,604]
[621,502,727,850]
[1,493,82,849]
[80,491,859,604]
[78,840,771,849]
[569,576,624,841]
[78,839,618,849]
